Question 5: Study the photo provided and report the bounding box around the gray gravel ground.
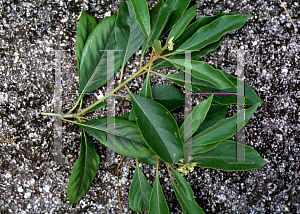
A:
[0,0,299,213]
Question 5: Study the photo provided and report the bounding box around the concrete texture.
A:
[0,0,299,213]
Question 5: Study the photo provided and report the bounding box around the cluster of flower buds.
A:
[167,37,174,51]
[176,157,197,176]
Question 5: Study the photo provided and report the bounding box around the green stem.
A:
[41,112,62,117]
[78,58,156,116]
[149,69,167,78]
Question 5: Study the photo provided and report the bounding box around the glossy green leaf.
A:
[218,70,263,105]
[78,15,121,102]
[129,0,151,38]
[76,10,97,73]
[179,95,213,140]
[128,90,183,164]
[164,67,262,106]
[129,71,152,122]
[153,39,162,55]
[74,117,154,159]
[129,159,152,212]
[128,109,136,122]
[82,102,107,115]
[178,14,251,50]
[188,103,260,155]
[141,0,170,58]
[67,130,100,204]
[151,36,224,70]
[173,11,236,51]
[116,1,146,71]
[167,59,236,89]
[191,141,221,154]
[169,166,205,214]
[159,0,191,38]
[193,140,268,171]
[195,69,263,105]
[140,72,153,99]
[152,85,185,111]
[194,104,228,135]
[148,173,169,214]
[138,155,163,165]
[166,3,198,42]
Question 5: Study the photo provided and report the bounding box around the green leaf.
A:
[152,39,162,55]
[128,109,136,122]
[159,0,191,38]
[75,117,154,159]
[116,1,146,71]
[173,11,236,51]
[218,70,264,105]
[166,3,198,42]
[193,140,268,171]
[194,104,228,135]
[129,71,152,122]
[152,85,185,111]
[129,0,151,38]
[167,59,236,89]
[76,10,97,73]
[140,72,153,99]
[82,102,107,115]
[138,155,163,165]
[67,130,100,204]
[148,173,169,214]
[189,103,260,155]
[78,15,121,102]
[164,64,262,106]
[191,141,221,154]
[151,37,224,70]
[179,95,213,140]
[128,90,183,164]
[177,14,251,50]
[141,0,170,58]
[169,166,205,214]
[196,69,263,105]
[129,159,152,212]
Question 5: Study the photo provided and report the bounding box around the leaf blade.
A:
[67,130,100,204]
[179,95,213,139]
[151,85,185,112]
[193,140,268,171]
[78,15,121,102]
[167,59,236,89]
[128,90,183,164]
[75,118,154,159]
[129,160,152,212]
[129,0,151,38]
[169,166,205,214]
[159,0,191,38]
[116,1,146,70]
[190,103,260,154]
[167,3,198,42]
[148,173,169,214]
[194,104,228,135]
[76,10,97,73]
[178,14,251,50]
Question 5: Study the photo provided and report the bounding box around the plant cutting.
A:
[41,0,268,213]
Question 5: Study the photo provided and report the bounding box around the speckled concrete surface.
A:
[0,0,299,213]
